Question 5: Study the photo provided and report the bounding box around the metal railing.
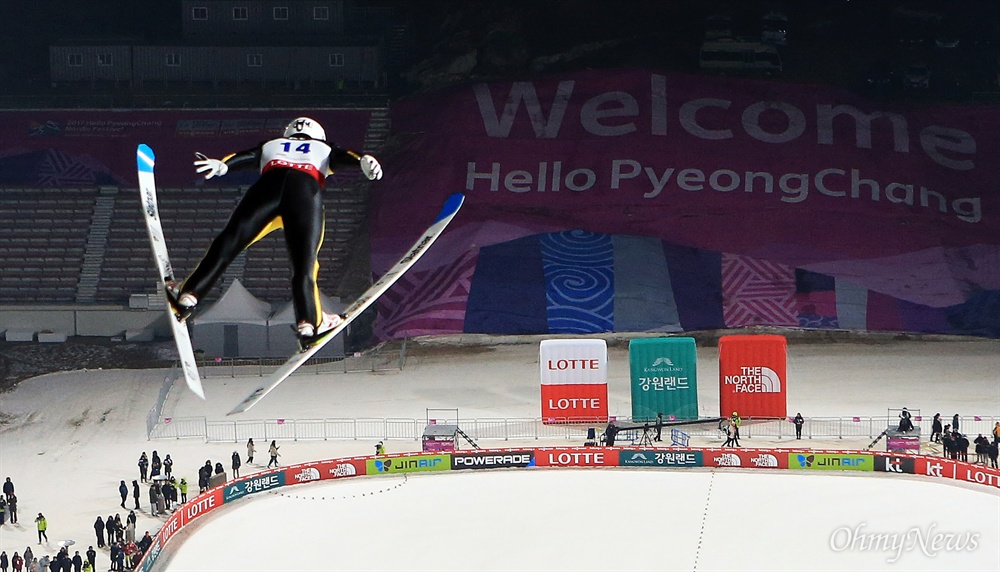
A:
[191,342,406,379]
[147,415,1000,444]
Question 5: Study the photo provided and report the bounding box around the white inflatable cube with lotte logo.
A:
[539,339,609,424]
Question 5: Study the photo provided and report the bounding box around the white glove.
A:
[194,152,229,179]
[360,154,383,181]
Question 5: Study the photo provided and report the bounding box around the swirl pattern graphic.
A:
[540,230,614,333]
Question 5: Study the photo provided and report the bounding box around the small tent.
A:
[192,279,272,358]
[267,293,346,358]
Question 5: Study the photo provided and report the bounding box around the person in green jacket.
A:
[178,478,188,504]
[729,411,742,446]
[34,513,47,543]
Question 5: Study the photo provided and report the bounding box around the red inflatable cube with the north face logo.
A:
[718,334,787,418]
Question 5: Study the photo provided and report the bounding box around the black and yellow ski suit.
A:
[179,136,365,329]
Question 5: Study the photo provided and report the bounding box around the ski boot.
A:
[295,312,346,351]
[164,281,197,322]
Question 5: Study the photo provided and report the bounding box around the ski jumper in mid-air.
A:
[166,117,383,348]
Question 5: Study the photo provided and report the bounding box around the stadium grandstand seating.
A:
[0,188,98,304]
[0,184,370,307]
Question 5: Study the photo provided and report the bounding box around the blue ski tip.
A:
[434,193,465,223]
[136,144,155,172]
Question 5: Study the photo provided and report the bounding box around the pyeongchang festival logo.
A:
[724,366,781,393]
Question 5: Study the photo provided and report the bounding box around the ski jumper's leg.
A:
[278,169,325,327]
[181,170,284,299]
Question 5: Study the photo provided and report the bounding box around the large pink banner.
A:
[380,69,996,262]
[370,69,999,338]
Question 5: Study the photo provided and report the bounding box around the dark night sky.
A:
[2,0,999,96]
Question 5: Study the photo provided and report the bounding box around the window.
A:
[313,6,329,20]
[247,53,262,67]
[166,53,181,66]
[192,6,208,20]
[273,6,289,20]
[97,53,113,66]
[67,53,83,67]
[328,53,344,67]
[233,6,248,20]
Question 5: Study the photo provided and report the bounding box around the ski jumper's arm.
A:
[193,143,264,179]
[328,146,383,180]
[219,144,265,171]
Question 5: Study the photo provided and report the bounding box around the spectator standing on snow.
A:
[3,478,13,502]
[989,441,999,469]
[974,434,990,464]
[897,408,914,432]
[155,485,165,516]
[93,516,105,548]
[131,481,140,510]
[11,553,22,572]
[2,551,9,572]
[162,454,173,478]
[125,517,135,544]
[730,412,742,445]
[654,413,664,442]
[137,453,148,483]
[956,433,970,462]
[114,514,124,543]
[232,451,242,479]
[793,413,805,439]
[117,481,128,509]
[34,513,47,544]
[952,414,960,434]
[84,548,94,572]
[105,514,115,546]
[1,496,6,525]
[150,451,161,479]
[137,532,152,555]
[178,478,188,503]
[71,552,81,572]
[722,420,735,447]
[992,422,1000,445]
[147,485,158,516]
[247,438,256,464]
[198,460,213,493]
[267,441,280,468]
[931,413,943,443]
[164,479,176,511]
[22,548,32,572]
[7,493,17,524]
[123,543,137,570]
[108,545,119,572]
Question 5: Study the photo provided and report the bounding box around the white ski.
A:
[228,192,465,415]
[136,144,206,400]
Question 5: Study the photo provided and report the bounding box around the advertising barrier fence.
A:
[133,445,1000,571]
[149,414,1000,443]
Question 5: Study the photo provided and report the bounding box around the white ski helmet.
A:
[283,117,326,141]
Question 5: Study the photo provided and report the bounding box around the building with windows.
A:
[50,1,386,91]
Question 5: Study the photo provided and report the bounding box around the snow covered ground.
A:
[0,335,998,571]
